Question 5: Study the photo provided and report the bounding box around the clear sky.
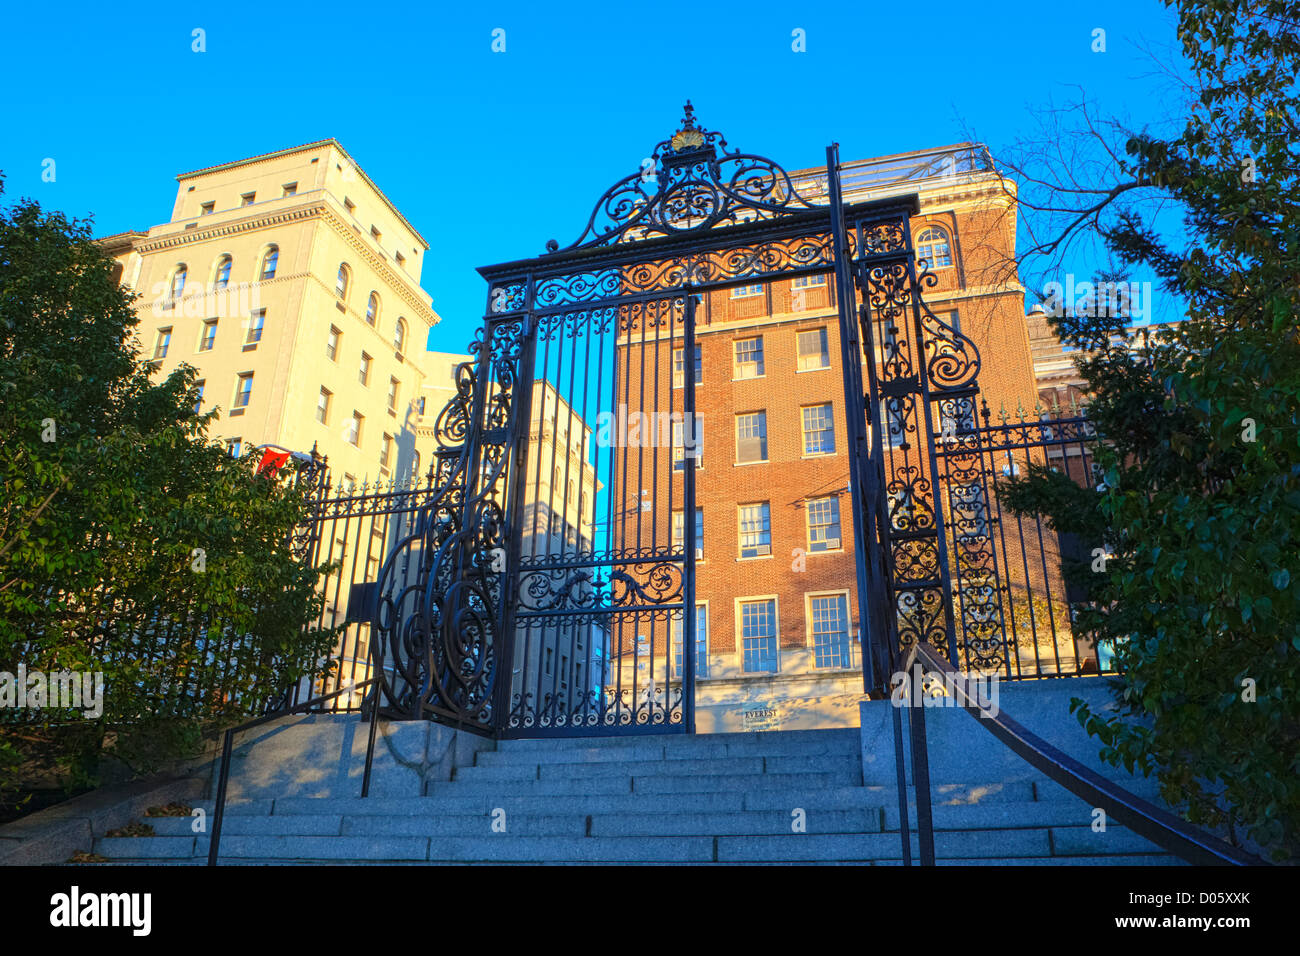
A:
[0,0,1188,350]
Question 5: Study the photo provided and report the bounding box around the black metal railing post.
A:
[907,654,937,865]
[206,727,235,867]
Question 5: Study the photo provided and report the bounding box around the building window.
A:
[200,320,217,352]
[802,404,836,455]
[411,451,422,482]
[227,437,242,458]
[282,182,297,197]
[672,344,702,388]
[809,593,851,669]
[730,284,763,299]
[879,397,906,449]
[792,275,827,288]
[371,225,382,242]
[672,508,704,559]
[395,251,406,269]
[359,352,371,386]
[394,318,407,354]
[347,411,363,446]
[796,328,830,371]
[246,310,265,344]
[240,192,256,206]
[200,201,215,215]
[416,396,427,417]
[949,482,991,543]
[739,599,777,673]
[344,197,355,215]
[327,326,340,362]
[735,411,768,463]
[366,292,380,326]
[672,418,702,471]
[154,327,171,359]
[738,502,771,559]
[733,336,764,379]
[380,433,392,470]
[336,263,351,299]
[672,604,709,678]
[317,387,332,425]
[170,265,187,301]
[193,380,204,413]
[915,226,953,269]
[234,373,253,409]
[260,245,278,281]
[214,255,232,290]
[807,496,842,552]
[387,377,399,415]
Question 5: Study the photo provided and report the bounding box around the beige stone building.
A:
[98,139,445,487]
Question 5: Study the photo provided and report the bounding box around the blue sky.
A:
[0,0,1187,349]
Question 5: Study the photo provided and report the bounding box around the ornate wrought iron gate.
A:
[365,105,1023,739]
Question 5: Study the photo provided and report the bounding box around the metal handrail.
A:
[206,677,380,866]
[906,642,1266,866]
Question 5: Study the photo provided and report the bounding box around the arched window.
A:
[411,451,422,483]
[214,255,232,290]
[336,263,350,299]
[170,264,187,300]
[915,226,953,269]
[260,245,278,280]
[394,318,407,353]
[366,292,380,326]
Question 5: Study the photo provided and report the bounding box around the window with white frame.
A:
[193,380,204,414]
[380,433,392,470]
[260,246,278,280]
[347,411,363,446]
[394,318,407,354]
[326,326,340,361]
[796,328,830,371]
[809,593,851,669]
[358,352,371,386]
[672,604,709,678]
[672,508,704,559]
[739,599,777,673]
[154,327,171,359]
[792,275,827,288]
[672,417,702,470]
[246,309,265,344]
[233,373,253,409]
[215,255,232,289]
[200,319,217,351]
[170,265,187,300]
[366,292,380,326]
[879,396,906,449]
[730,283,763,298]
[733,336,764,379]
[738,502,771,558]
[316,387,332,424]
[806,496,842,552]
[336,263,350,299]
[735,411,767,463]
[915,226,953,269]
[387,377,400,415]
[802,403,835,455]
[673,344,702,388]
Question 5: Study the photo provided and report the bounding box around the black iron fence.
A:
[930,402,1109,681]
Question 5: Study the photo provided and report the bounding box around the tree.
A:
[996,1,1300,860]
[0,176,339,796]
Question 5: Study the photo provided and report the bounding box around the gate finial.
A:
[681,99,697,130]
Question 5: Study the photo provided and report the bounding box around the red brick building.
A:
[608,144,1043,730]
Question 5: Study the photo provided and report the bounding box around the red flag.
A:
[257,448,291,477]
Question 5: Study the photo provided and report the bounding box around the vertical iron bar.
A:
[682,288,698,734]
[206,727,234,866]
[908,665,937,866]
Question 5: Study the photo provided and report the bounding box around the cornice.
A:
[317,206,438,327]
[133,202,325,254]
[124,201,438,327]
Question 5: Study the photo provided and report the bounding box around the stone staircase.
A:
[91,727,1184,865]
